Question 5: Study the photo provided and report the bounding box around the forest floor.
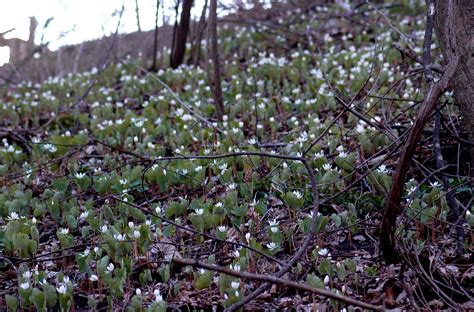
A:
[0,1,472,311]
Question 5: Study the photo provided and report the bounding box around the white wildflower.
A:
[324,275,330,285]
[248,138,258,145]
[75,172,86,179]
[7,212,20,221]
[429,181,441,188]
[132,230,140,239]
[219,163,228,175]
[56,284,67,294]
[322,163,332,171]
[22,271,32,279]
[314,151,324,159]
[376,164,389,174]
[318,248,329,256]
[231,281,240,289]
[292,190,303,199]
[268,219,279,233]
[266,242,278,251]
[114,234,125,241]
[154,289,163,302]
[20,282,30,290]
[79,211,89,220]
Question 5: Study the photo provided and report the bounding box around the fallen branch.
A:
[172,257,385,311]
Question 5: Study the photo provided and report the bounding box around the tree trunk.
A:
[170,0,193,69]
[150,0,160,71]
[188,0,208,66]
[209,0,224,119]
[134,0,142,32]
[434,0,474,177]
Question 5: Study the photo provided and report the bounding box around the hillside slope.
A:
[0,1,472,311]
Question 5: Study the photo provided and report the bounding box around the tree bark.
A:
[209,0,224,119]
[434,0,474,178]
[170,0,194,69]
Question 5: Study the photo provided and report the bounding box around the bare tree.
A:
[170,0,193,69]
[188,0,208,65]
[208,0,224,119]
[134,0,142,32]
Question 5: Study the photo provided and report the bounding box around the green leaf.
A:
[195,270,213,290]
[306,273,324,289]
[318,258,332,275]
[158,264,170,282]
[315,215,329,232]
[30,288,46,312]
[52,177,69,192]
[88,296,97,310]
[6,295,19,312]
[131,296,143,312]
[31,226,40,242]
[43,284,58,308]
[337,265,347,281]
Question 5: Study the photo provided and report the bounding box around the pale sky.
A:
[0,0,234,65]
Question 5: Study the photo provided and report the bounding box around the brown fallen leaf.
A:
[156,237,181,261]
